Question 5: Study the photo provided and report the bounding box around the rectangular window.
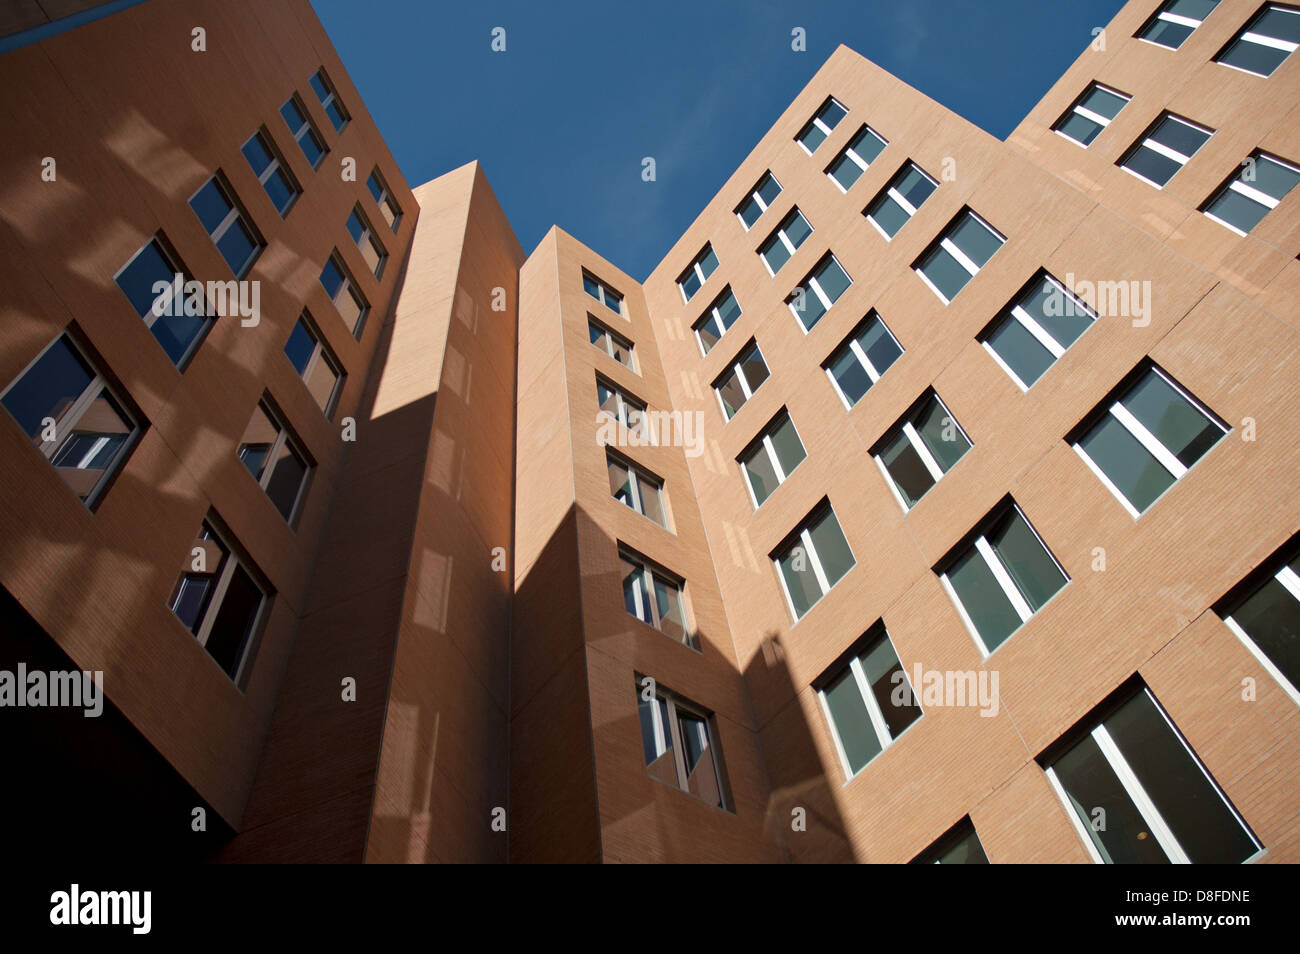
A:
[787,253,851,332]
[1071,364,1227,518]
[169,517,270,684]
[589,318,636,370]
[189,173,264,279]
[1045,684,1261,863]
[280,94,327,169]
[582,270,624,315]
[241,129,301,217]
[366,168,402,231]
[1052,83,1130,147]
[677,244,719,302]
[759,207,813,276]
[914,209,1005,304]
[713,340,769,420]
[114,233,212,366]
[773,503,855,621]
[1217,541,1300,706]
[912,818,990,864]
[1202,151,1300,234]
[817,625,921,779]
[693,286,741,355]
[823,311,903,409]
[607,451,667,529]
[735,171,782,230]
[739,410,806,508]
[980,271,1096,391]
[873,391,971,511]
[237,400,312,525]
[636,676,728,808]
[621,549,695,649]
[1,332,142,507]
[597,377,647,429]
[939,500,1068,654]
[309,67,349,132]
[1215,3,1300,76]
[826,124,888,192]
[346,204,388,278]
[1118,113,1213,188]
[1137,0,1220,49]
[865,161,938,240]
[283,313,344,418]
[796,96,847,154]
[319,252,369,337]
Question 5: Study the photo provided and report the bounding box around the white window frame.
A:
[287,314,345,419]
[817,629,921,782]
[713,342,767,421]
[367,168,402,232]
[865,162,938,241]
[796,97,847,155]
[189,174,262,279]
[981,273,1096,392]
[597,378,646,429]
[874,393,970,513]
[583,272,624,315]
[608,452,666,527]
[759,209,812,276]
[678,245,717,303]
[1119,114,1214,189]
[1203,152,1300,235]
[1052,83,1131,148]
[281,94,326,169]
[238,402,312,526]
[638,680,727,807]
[773,508,854,622]
[1216,4,1300,76]
[174,520,268,686]
[311,68,349,131]
[1073,366,1227,519]
[1137,1,1216,49]
[693,288,741,356]
[823,314,903,411]
[826,125,889,193]
[622,551,692,646]
[347,203,388,278]
[1224,560,1300,708]
[736,172,781,230]
[739,413,803,509]
[113,236,214,367]
[589,318,636,372]
[242,129,300,216]
[321,252,369,337]
[1045,687,1263,864]
[3,333,141,508]
[788,255,851,332]
[914,210,1005,305]
[939,503,1068,657]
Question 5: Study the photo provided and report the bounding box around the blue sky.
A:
[311,0,1126,280]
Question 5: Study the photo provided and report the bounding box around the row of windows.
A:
[1053,80,1300,234]
[1138,0,1298,79]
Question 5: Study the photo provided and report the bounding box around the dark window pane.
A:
[1218,38,1287,76]
[265,443,308,521]
[848,127,886,164]
[1167,0,1218,19]
[241,135,273,175]
[1149,117,1211,158]
[284,321,316,374]
[919,245,971,301]
[280,99,305,130]
[116,240,175,318]
[816,258,851,303]
[1081,413,1174,513]
[880,430,935,507]
[769,416,806,478]
[1231,575,1300,690]
[830,346,871,405]
[1105,691,1258,863]
[948,547,1021,651]
[860,319,902,376]
[824,667,881,774]
[987,316,1054,386]
[739,347,768,392]
[695,316,720,353]
[779,544,822,618]
[367,173,384,202]
[2,336,94,439]
[762,235,791,273]
[829,154,862,191]
[915,396,970,473]
[809,510,854,587]
[320,259,345,298]
[868,194,909,237]
[716,290,741,329]
[216,218,258,276]
[988,508,1066,612]
[1253,156,1300,202]
[678,712,722,806]
[346,211,366,242]
[933,827,989,864]
[1256,7,1300,43]
[951,214,1003,267]
[757,174,781,206]
[263,168,296,214]
[800,122,827,152]
[1121,370,1223,468]
[202,564,263,679]
[1124,144,1182,186]
[171,574,213,633]
[861,636,921,738]
[1057,112,1104,145]
[897,166,936,208]
[738,196,762,228]
[784,212,812,248]
[742,445,780,506]
[1053,732,1171,864]
[1205,187,1269,232]
[299,130,325,167]
[189,180,231,235]
[1141,18,1193,48]
[1021,276,1092,349]
[1080,86,1128,120]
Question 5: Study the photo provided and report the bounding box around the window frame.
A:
[347,203,388,279]
[825,124,889,193]
[712,339,768,421]
[320,251,370,338]
[787,253,852,332]
[284,311,345,419]
[1214,3,1300,77]
[735,171,782,230]
[636,676,729,809]
[1052,82,1131,148]
[588,316,636,371]
[607,449,668,529]
[1070,364,1228,519]
[772,502,856,623]
[310,67,350,132]
[822,311,904,411]
[237,399,314,528]
[758,207,813,276]
[692,286,742,356]
[873,390,972,513]
[677,244,718,303]
[1218,543,1300,708]
[621,548,696,650]
[864,161,939,241]
[1201,151,1300,235]
[795,96,847,155]
[938,500,1069,657]
[280,93,328,170]
[366,168,403,232]
[596,376,647,429]
[1,330,143,509]
[738,410,805,509]
[816,625,923,782]
[1135,0,1220,49]
[913,209,1006,305]
[979,271,1098,392]
[113,233,214,369]
[1117,112,1214,189]
[188,172,264,279]
[241,127,301,217]
[582,270,625,315]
